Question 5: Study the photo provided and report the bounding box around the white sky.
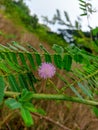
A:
[24,0,98,31]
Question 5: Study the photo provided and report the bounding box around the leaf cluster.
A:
[0,42,98,126]
[79,0,96,16]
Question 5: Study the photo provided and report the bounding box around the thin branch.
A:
[5,91,98,106]
[32,112,71,130]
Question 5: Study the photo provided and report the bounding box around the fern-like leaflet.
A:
[0,43,98,104]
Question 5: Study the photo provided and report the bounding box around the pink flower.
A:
[38,62,56,79]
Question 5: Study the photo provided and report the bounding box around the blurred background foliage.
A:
[1,0,98,53]
[0,0,68,47]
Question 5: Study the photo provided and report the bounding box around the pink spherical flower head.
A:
[38,62,56,79]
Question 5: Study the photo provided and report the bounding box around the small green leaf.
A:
[79,3,86,8]
[35,53,41,66]
[64,11,70,22]
[18,74,28,90]
[19,53,29,69]
[23,102,46,115]
[44,53,52,63]
[5,98,21,110]
[78,83,93,99]
[70,86,83,100]
[20,107,34,127]
[0,76,5,103]
[4,56,20,72]
[40,44,49,53]
[27,53,36,70]
[63,54,72,71]
[26,73,36,92]
[79,0,86,4]
[0,61,10,73]
[23,102,37,113]
[80,13,87,16]
[10,52,18,64]
[8,75,20,92]
[20,89,33,102]
[54,54,63,69]
[74,54,83,63]
[14,44,28,52]
[92,27,98,36]
[52,44,64,54]
[93,106,98,117]
[18,74,29,90]
[37,108,46,115]
[7,43,18,51]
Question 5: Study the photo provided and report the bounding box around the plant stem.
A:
[5,91,98,106]
[5,91,20,98]
[32,112,71,130]
[31,94,98,106]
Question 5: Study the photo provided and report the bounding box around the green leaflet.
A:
[0,44,11,51]
[19,89,33,102]
[52,44,64,54]
[40,44,49,53]
[63,54,72,71]
[18,74,29,90]
[19,74,30,90]
[0,61,10,73]
[74,54,83,63]
[22,102,37,113]
[0,52,5,59]
[54,54,63,69]
[8,75,20,92]
[26,73,36,92]
[20,107,34,127]
[70,86,83,100]
[0,76,5,103]
[36,108,46,115]
[7,43,18,51]
[5,98,21,110]
[93,106,98,117]
[14,43,28,52]
[9,52,18,64]
[92,27,98,36]
[64,11,70,22]
[27,53,36,70]
[0,52,21,72]
[79,0,86,4]
[44,53,52,63]
[3,52,12,61]
[35,53,41,66]
[19,53,29,70]
[23,102,46,115]
[80,13,87,16]
[4,56,20,72]
[78,82,93,99]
